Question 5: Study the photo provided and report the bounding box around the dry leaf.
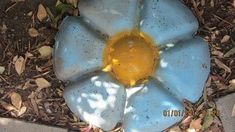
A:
[232,104,235,117]
[214,58,231,73]
[66,0,78,7]
[0,101,17,111]
[13,55,18,63]
[56,0,62,6]
[187,128,196,132]
[36,65,43,72]
[182,116,192,125]
[224,47,235,57]
[229,79,235,85]
[27,11,33,16]
[0,24,7,34]
[169,126,181,132]
[14,56,25,75]
[28,28,39,37]
[28,91,36,99]
[201,0,205,6]
[17,106,27,116]
[221,35,230,43]
[0,66,5,74]
[229,79,235,90]
[190,118,202,131]
[25,52,34,58]
[38,46,53,58]
[10,92,22,109]
[212,50,223,58]
[35,78,51,91]
[210,0,214,7]
[31,98,39,116]
[37,4,47,22]
[23,79,36,90]
[10,111,17,117]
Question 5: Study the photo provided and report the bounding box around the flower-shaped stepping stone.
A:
[53,0,210,131]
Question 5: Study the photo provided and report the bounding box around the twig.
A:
[1,41,10,61]
[212,14,232,26]
[32,71,50,78]
[5,2,17,12]
[0,75,10,85]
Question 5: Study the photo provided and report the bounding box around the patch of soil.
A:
[0,0,84,131]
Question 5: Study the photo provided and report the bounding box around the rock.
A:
[216,93,235,132]
[0,117,67,132]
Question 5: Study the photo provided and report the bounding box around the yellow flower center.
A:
[103,30,160,87]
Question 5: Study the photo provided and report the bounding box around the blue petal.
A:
[140,0,198,45]
[54,17,105,81]
[64,72,126,131]
[155,37,210,102]
[78,0,139,36]
[123,79,184,132]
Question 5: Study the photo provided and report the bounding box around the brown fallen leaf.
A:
[211,50,223,58]
[221,35,230,43]
[25,52,34,58]
[169,126,181,132]
[66,0,78,7]
[36,65,43,72]
[224,47,235,57]
[13,55,18,63]
[17,106,27,116]
[28,91,36,99]
[37,4,47,22]
[56,0,62,6]
[0,101,17,111]
[14,56,26,75]
[27,11,33,16]
[228,79,235,91]
[28,27,39,37]
[0,66,5,74]
[10,92,22,110]
[23,79,36,90]
[35,78,51,91]
[38,46,53,58]
[31,98,39,116]
[229,79,235,86]
[190,118,202,131]
[214,58,231,73]
[187,128,196,132]
[182,116,192,125]
[0,23,7,34]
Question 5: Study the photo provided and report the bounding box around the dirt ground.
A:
[0,0,235,132]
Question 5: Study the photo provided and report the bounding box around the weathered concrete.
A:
[216,93,235,132]
[0,117,68,132]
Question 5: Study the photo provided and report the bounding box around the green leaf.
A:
[202,108,214,131]
[56,3,74,14]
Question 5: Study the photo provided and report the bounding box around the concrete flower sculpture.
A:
[53,0,210,131]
